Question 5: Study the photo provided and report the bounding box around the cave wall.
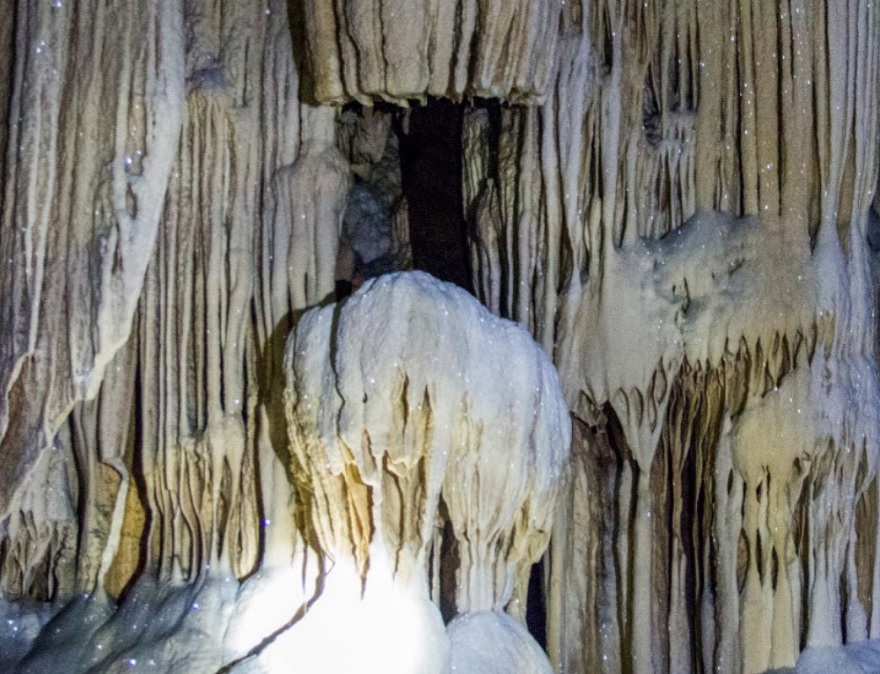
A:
[1,0,880,673]
[457,2,880,673]
[0,0,346,601]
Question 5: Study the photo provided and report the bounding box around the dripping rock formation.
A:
[2,0,880,673]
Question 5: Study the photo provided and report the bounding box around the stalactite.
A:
[135,81,255,584]
[459,1,880,672]
[299,0,562,105]
[2,0,345,655]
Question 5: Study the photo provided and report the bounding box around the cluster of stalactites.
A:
[580,0,879,244]
[548,315,880,673]
[541,205,880,674]
[460,0,880,350]
[298,0,561,106]
[0,0,349,604]
[284,271,570,613]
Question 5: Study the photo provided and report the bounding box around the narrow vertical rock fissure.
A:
[337,98,478,294]
[398,99,472,292]
[526,556,548,648]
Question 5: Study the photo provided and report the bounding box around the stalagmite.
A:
[447,611,554,674]
[246,271,569,673]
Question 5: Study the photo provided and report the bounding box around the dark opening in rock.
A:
[336,99,474,295]
[398,99,472,293]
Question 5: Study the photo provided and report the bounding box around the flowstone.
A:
[11,272,570,674]
[250,271,571,673]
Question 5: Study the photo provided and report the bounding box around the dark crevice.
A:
[526,557,547,648]
[397,99,473,292]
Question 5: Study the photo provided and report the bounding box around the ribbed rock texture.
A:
[299,0,561,104]
[242,271,568,673]
[458,2,880,673]
[0,0,185,593]
[2,0,880,673]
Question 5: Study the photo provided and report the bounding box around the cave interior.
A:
[2,1,880,673]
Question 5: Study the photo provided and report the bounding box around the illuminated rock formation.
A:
[454,2,880,671]
[248,271,568,673]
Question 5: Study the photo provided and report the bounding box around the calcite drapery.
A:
[4,0,880,671]
[0,0,349,606]
[0,0,184,522]
[299,0,562,105]
[458,1,880,672]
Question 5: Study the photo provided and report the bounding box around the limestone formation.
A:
[299,0,561,105]
[3,0,880,673]
[252,271,568,673]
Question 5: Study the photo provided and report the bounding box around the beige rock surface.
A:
[300,0,561,105]
[3,0,880,673]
